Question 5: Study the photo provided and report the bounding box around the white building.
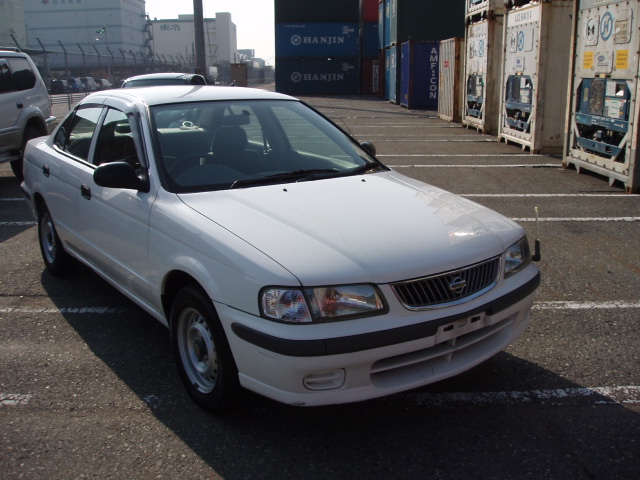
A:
[23,0,149,65]
[0,0,27,48]
[151,13,238,75]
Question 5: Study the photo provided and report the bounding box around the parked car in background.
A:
[66,77,86,93]
[98,78,112,90]
[21,86,540,411]
[0,46,56,178]
[48,78,70,94]
[80,76,98,92]
[120,72,207,88]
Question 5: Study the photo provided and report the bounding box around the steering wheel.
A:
[167,151,217,177]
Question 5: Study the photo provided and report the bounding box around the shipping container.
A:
[385,46,399,103]
[275,23,360,59]
[387,0,465,48]
[438,37,464,122]
[466,0,506,20]
[275,58,361,95]
[378,1,385,47]
[361,0,379,23]
[382,0,392,48]
[361,58,380,94]
[462,16,504,134]
[377,49,386,98]
[564,0,640,193]
[497,1,573,154]
[275,0,359,23]
[361,22,380,59]
[400,41,440,110]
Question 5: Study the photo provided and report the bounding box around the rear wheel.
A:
[11,126,42,180]
[170,285,240,411]
[38,205,77,276]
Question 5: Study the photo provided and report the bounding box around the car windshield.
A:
[150,99,383,193]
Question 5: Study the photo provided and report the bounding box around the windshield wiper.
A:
[229,164,385,189]
[229,169,339,189]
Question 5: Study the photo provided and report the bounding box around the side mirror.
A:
[94,162,148,192]
[360,141,376,157]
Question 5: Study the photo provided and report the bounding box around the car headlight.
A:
[504,236,531,278]
[261,285,386,323]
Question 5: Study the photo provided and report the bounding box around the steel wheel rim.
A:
[40,211,57,265]
[177,307,218,393]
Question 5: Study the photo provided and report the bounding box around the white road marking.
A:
[465,193,638,197]
[533,301,640,310]
[2,301,638,316]
[0,306,131,314]
[380,154,545,157]
[0,393,33,407]
[0,221,35,226]
[394,385,640,407]
[513,217,640,222]
[388,163,560,167]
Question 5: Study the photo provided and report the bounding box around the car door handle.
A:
[81,184,91,200]
[42,165,50,177]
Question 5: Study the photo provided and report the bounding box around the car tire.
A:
[170,285,240,411]
[38,205,77,276]
[11,126,41,180]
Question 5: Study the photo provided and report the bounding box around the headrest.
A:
[212,126,248,154]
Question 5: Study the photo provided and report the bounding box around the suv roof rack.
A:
[0,46,22,53]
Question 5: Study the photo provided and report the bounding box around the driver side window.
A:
[93,108,141,169]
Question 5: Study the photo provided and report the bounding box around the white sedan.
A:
[21,86,540,410]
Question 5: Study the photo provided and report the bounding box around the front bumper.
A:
[223,270,540,406]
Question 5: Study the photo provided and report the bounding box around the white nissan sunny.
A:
[21,86,540,410]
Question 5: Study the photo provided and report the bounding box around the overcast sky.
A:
[145,0,275,63]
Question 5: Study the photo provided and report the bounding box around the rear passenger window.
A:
[7,57,36,91]
[54,106,103,161]
[0,59,17,93]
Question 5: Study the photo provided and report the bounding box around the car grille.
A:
[391,256,500,309]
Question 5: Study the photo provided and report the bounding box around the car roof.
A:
[84,85,297,106]
[123,72,200,81]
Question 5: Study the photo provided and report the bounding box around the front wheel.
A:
[170,285,240,411]
[38,205,77,276]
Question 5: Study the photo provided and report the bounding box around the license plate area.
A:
[434,312,488,344]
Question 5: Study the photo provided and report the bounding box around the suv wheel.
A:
[11,126,41,180]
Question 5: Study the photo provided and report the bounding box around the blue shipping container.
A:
[400,41,439,110]
[378,1,385,48]
[384,0,392,48]
[276,58,360,95]
[276,23,360,59]
[385,46,398,104]
[361,22,380,59]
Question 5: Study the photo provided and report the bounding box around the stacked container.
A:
[497,1,573,154]
[380,0,465,105]
[563,0,640,193]
[462,0,505,133]
[361,0,381,94]
[400,41,440,110]
[275,0,361,95]
[438,37,465,122]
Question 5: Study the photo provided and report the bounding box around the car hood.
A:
[177,171,524,285]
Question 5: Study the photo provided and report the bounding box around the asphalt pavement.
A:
[1,90,639,479]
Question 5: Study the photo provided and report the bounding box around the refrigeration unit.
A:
[463,16,504,134]
[498,1,573,153]
[564,0,640,193]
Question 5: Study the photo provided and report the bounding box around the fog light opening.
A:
[303,369,346,391]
